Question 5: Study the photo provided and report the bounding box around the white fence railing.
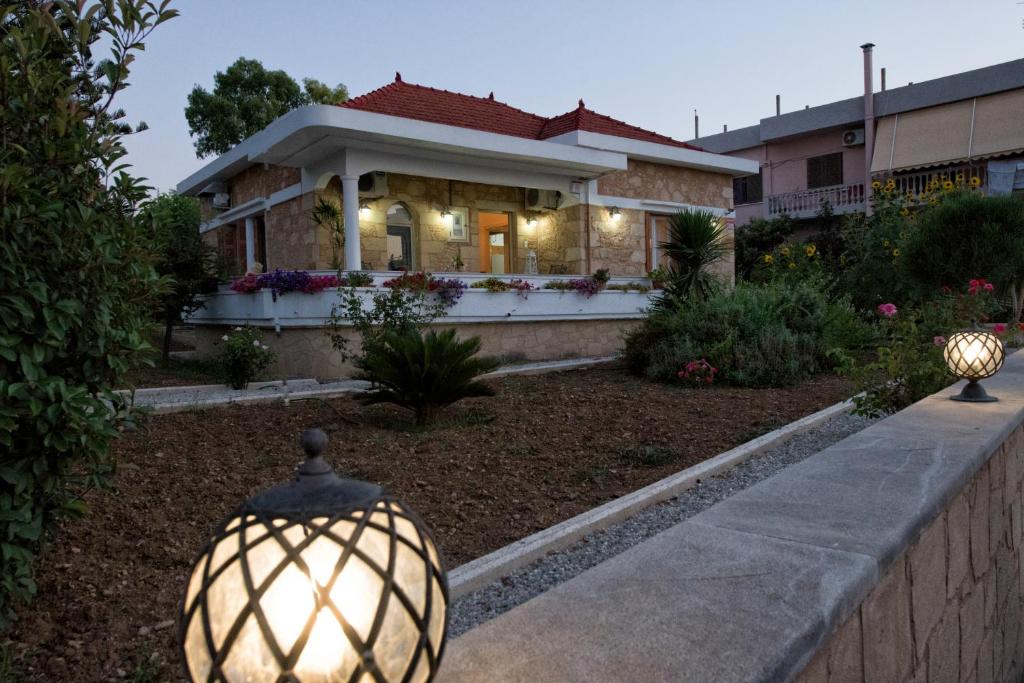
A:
[874,163,987,198]
[766,183,866,218]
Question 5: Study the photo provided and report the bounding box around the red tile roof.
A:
[341,73,702,151]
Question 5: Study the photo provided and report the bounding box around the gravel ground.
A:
[448,411,877,637]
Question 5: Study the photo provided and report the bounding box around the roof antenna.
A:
[394,71,402,82]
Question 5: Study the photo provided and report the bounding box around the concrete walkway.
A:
[123,356,616,414]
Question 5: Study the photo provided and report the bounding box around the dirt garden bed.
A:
[8,366,852,681]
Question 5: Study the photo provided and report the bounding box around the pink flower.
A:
[983,282,995,292]
[877,303,898,318]
[994,323,1007,334]
[933,335,947,347]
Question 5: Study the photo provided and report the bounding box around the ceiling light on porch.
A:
[608,207,622,221]
[944,331,1005,402]
[179,429,449,683]
[359,200,372,218]
[440,207,453,224]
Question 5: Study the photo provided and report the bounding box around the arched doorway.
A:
[386,202,415,270]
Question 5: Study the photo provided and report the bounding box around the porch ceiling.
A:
[178,105,627,196]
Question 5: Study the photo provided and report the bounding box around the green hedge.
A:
[625,280,872,387]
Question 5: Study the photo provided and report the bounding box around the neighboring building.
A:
[692,55,1024,227]
[177,74,755,377]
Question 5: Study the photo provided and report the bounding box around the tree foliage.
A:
[185,57,348,157]
[139,193,218,362]
[0,0,175,624]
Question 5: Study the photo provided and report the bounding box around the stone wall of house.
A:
[795,426,1024,683]
[229,165,300,206]
[597,159,734,209]
[587,206,647,277]
[191,318,637,380]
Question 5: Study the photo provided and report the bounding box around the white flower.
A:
[221,335,229,341]
[252,340,260,347]
[234,326,242,331]
[261,344,268,350]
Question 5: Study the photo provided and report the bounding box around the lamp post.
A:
[179,429,448,682]
[943,330,1005,402]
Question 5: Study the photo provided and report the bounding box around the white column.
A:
[244,217,256,272]
[341,174,361,271]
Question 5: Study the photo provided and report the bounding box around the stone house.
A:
[177,74,756,378]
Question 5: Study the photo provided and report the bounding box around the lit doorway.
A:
[478,211,513,273]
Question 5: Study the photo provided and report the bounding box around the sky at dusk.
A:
[116,0,1024,194]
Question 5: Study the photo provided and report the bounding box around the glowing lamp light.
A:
[440,207,452,225]
[179,429,448,682]
[359,201,372,218]
[526,216,538,229]
[944,330,1005,402]
[608,207,622,221]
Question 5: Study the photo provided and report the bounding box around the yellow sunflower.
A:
[899,207,910,216]
[970,176,981,187]
[763,254,774,264]
[871,180,882,190]
[942,180,954,191]
[780,246,791,257]
[892,248,901,257]
[805,244,817,257]
[788,262,797,270]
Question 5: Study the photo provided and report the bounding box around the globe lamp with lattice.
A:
[179,428,448,682]
[943,330,1005,402]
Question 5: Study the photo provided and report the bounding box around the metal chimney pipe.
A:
[775,94,781,116]
[881,67,887,91]
[862,43,875,216]
[723,124,728,132]
[694,109,699,139]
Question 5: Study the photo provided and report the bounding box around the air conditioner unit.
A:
[842,128,865,147]
[525,188,564,211]
[358,171,388,197]
[212,192,230,209]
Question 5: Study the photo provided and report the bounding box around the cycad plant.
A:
[311,197,344,269]
[357,328,500,425]
[659,209,729,302]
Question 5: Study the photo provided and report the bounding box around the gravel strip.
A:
[448,411,877,637]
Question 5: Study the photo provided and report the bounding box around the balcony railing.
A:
[766,183,866,219]
[875,163,987,198]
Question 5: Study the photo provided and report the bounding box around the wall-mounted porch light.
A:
[525,216,539,230]
[440,207,453,224]
[608,207,622,221]
[179,429,448,683]
[359,200,372,218]
[944,330,1005,402]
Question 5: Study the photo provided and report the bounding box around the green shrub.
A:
[849,282,1001,416]
[902,191,1024,320]
[219,327,276,389]
[357,329,500,425]
[734,215,796,279]
[0,2,176,625]
[625,280,871,387]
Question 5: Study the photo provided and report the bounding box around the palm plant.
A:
[659,209,729,302]
[311,197,344,269]
[357,328,500,425]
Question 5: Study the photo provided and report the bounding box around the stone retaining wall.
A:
[437,355,1024,682]
[193,318,636,380]
[796,425,1024,683]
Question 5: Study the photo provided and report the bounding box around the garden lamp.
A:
[179,429,448,682]
[943,330,1005,402]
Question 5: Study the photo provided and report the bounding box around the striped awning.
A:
[871,89,1024,173]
